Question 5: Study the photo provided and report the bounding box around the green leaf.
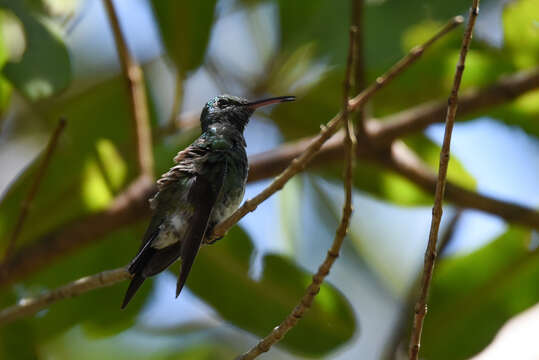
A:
[277,0,350,66]
[271,68,342,140]
[150,0,217,75]
[0,0,71,100]
[188,226,357,356]
[503,0,539,69]
[370,21,515,118]
[41,326,239,360]
[422,227,538,360]
[277,0,498,69]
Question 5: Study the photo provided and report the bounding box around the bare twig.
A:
[2,118,66,260]
[157,74,185,138]
[408,2,480,359]
[382,209,463,359]
[211,16,463,241]
[103,0,153,178]
[0,268,130,325]
[438,208,463,255]
[238,27,358,360]
[352,0,367,137]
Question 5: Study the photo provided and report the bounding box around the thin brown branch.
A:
[382,209,463,360]
[157,75,185,138]
[103,0,154,178]
[369,67,539,146]
[0,268,130,325]
[352,0,367,137]
[438,208,463,255]
[211,15,462,241]
[2,118,66,260]
[408,2,479,359]
[238,27,358,360]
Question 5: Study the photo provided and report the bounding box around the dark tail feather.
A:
[176,240,202,297]
[121,274,145,309]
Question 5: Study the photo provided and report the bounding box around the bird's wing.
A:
[176,161,227,297]
[122,132,229,308]
[140,136,212,248]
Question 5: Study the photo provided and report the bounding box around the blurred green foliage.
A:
[150,0,217,76]
[0,0,71,100]
[423,227,538,359]
[189,227,356,356]
[0,0,537,358]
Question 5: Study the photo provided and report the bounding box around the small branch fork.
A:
[2,118,66,261]
[408,1,480,359]
[0,15,461,326]
[237,27,358,360]
[102,0,154,179]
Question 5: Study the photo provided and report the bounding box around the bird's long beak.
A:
[246,96,296,110]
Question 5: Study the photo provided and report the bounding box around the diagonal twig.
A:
[103,0,154,178]
[237,27,358,360]
[0,14,461,325]
[0,268,129,325]
[211,15,463,241]
[2,118,66,261]
[408,1,480,359]
[382,209,463,359]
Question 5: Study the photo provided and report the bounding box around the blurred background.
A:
[0,0,538,359]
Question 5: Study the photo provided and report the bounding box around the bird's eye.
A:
[217,99,229,108]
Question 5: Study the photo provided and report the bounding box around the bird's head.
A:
[200,94,295,132]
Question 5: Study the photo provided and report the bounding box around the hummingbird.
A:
[121,94,295,308]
